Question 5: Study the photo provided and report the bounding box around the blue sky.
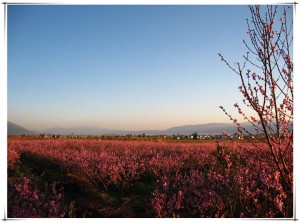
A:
[7,5,292,131]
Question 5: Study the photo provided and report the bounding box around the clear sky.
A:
[7,4,292,131]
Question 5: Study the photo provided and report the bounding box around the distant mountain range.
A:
[8,122,35,135]
[43,126,162,136]
[8,121,259,136]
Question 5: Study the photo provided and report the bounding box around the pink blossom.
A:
[23,177,29,184]
[251,116,258,123]
[50,200,55,207]
[16,184,22,192]
[32,192,39,200]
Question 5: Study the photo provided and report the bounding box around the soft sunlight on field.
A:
[8,139,293,218]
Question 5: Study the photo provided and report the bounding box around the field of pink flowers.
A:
[7,138,293,218]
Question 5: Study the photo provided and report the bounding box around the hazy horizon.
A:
[7,5,293,131]
[8,119,239,132]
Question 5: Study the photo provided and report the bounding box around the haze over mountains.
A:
[8,122,35,135]
[8,121,258,136]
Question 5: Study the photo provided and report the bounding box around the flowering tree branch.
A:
[219,5,293,193]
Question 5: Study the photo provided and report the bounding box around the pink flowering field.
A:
[7,138,293,218]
